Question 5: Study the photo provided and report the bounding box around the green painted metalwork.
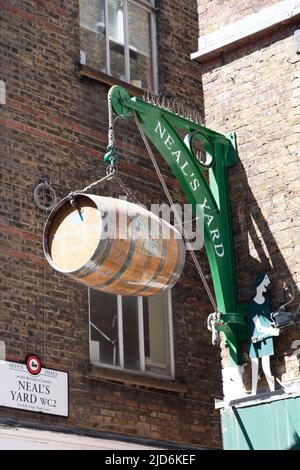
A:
[221,394,300,449]
[103,145,117,164]
[108,85,246,365]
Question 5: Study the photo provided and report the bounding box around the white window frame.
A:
[80,0,158,91]
[88,289,175,379]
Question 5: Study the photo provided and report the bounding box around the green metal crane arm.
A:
[109,86,246,365]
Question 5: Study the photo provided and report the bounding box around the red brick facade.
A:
[194,0,300,389]
[1,1,222,448]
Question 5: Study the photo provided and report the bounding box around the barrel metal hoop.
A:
[43,194,109,277]
[43,195,72,272]
[165,237,186,289]
[93,236,137,289]
[152,243,185,296]
[75,202,116,279]
[135,235,167,296]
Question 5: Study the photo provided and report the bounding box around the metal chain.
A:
[133,112,218,313]
[68,163,116,198]
[67,90,118,201]
[107,87,116,149]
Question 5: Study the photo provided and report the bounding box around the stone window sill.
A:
[215,385,300,409]
[86,363,188,396]
[77,64,145,98]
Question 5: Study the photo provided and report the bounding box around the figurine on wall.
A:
[247,273,280,395]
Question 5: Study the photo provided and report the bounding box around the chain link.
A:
[68,163,116,198]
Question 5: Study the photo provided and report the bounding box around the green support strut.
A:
[108,85,246,365]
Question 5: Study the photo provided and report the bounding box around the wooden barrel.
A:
[43,194,185,296]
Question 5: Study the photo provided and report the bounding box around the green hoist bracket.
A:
[108,85,247,366]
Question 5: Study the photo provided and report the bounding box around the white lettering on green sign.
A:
[154,120,224,257]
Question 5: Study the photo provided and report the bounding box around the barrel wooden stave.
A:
[44,195,185,296]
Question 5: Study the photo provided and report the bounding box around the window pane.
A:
[90,290,119,366]
[122,296,140,370]
[128,3,153,89]
[108,0,126,81]
[79,0,106,72]
[143,293,171,376]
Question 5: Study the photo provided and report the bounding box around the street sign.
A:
[0,360,68,417]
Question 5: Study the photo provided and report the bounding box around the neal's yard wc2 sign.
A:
[0,358,68,417]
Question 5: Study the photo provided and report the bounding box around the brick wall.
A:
[197,0,279,35]
[1,0,222,448]
[157,0,204,110]
[196,1,300,387]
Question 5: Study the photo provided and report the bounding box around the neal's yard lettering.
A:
[10,379,53,405]
[18,380,50,394]
[155,121,225,257]
[11,391,38,403]
[201,198,224,257]
[10,392,56,407]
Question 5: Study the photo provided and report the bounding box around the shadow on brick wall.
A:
[230,157,300,390]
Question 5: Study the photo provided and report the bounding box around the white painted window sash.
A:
[89,290,174,378]
[138,297,146,373]
[167,289,175,379]
[104,0,111,75]
[123,0,131,83]
[117,295,125,368]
